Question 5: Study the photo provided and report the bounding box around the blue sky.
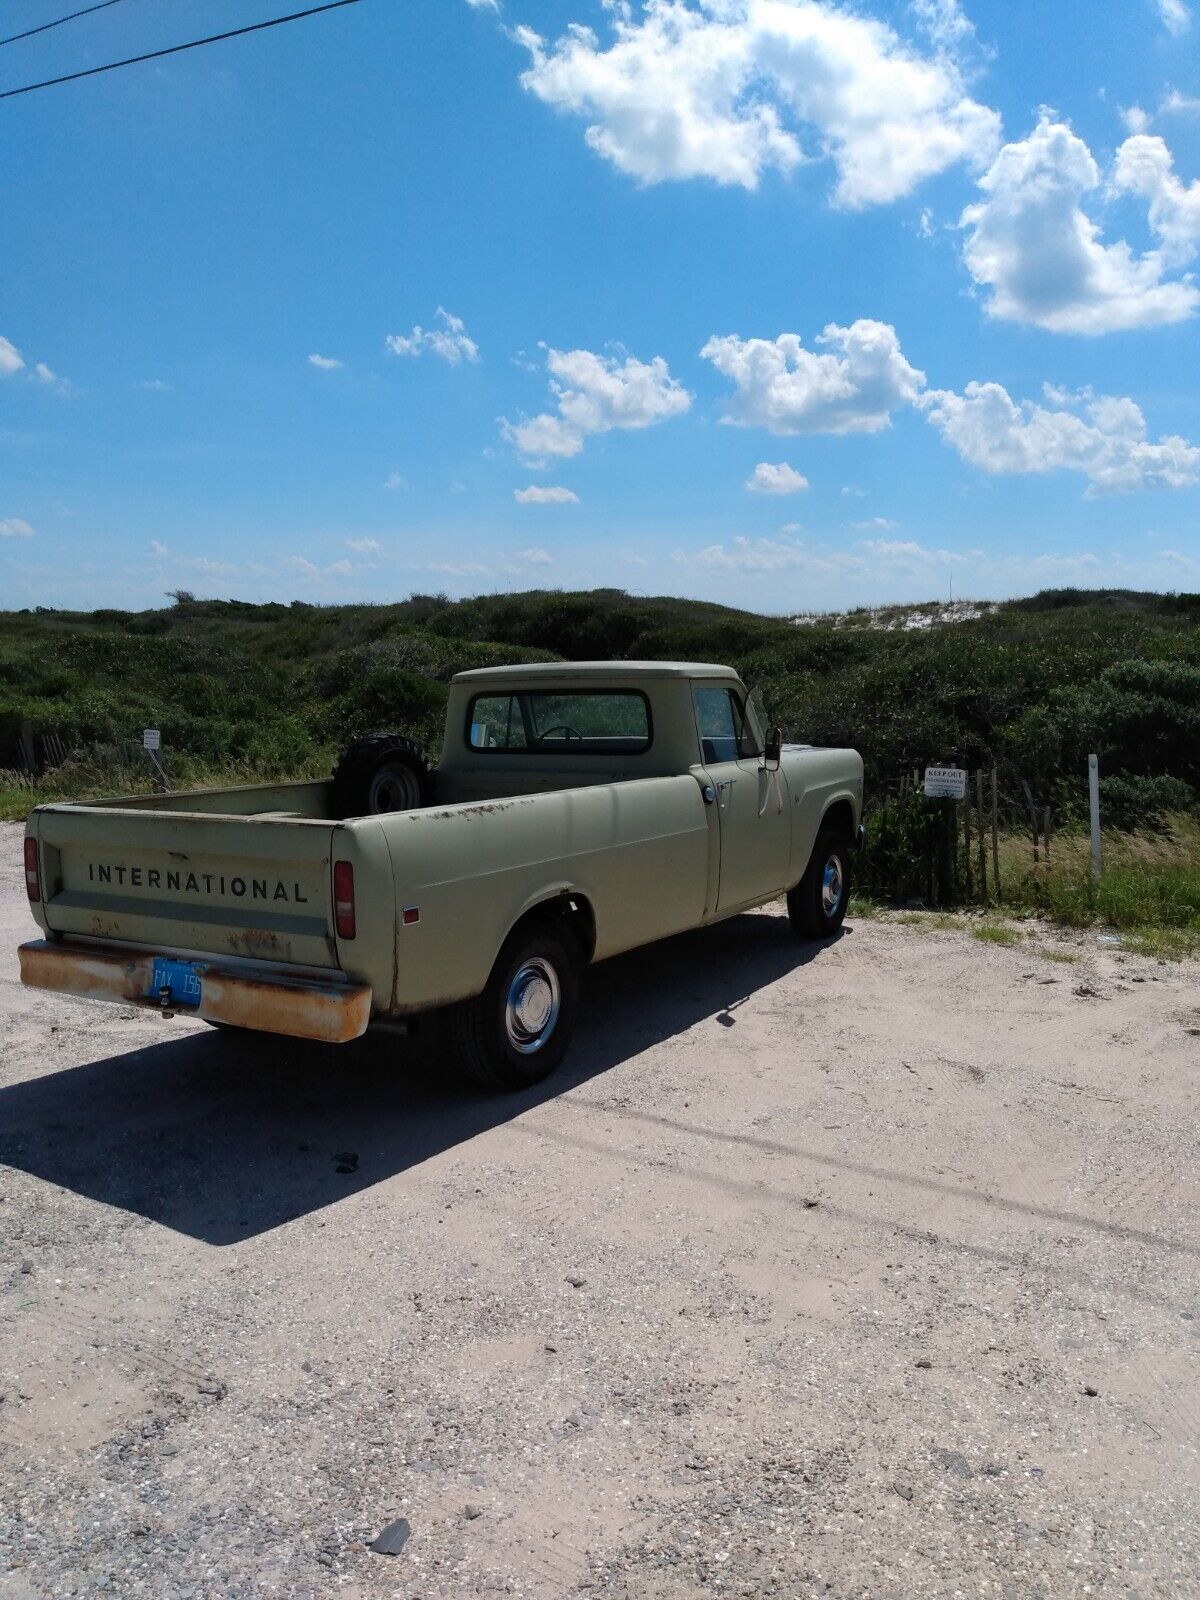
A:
[1,0,1198,613]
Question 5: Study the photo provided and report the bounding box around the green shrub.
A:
[1099,773,1196,832]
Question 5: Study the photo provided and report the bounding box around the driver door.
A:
[694,685,791,910]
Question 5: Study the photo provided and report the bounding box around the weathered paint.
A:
[18,940,370,1044]
[27,807,338,970]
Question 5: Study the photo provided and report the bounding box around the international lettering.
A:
[85,862,309,904]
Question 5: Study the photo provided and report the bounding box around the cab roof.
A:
[451,660,740,685]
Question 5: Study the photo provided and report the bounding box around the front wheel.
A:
[787,828,851,939]
[449,928,580,1091]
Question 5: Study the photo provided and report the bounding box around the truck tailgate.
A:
[31,806,340,969]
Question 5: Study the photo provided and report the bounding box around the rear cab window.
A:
[467,690,652,755]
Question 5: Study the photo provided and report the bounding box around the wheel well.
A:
[821,798,856,840]
[513,893,597,965]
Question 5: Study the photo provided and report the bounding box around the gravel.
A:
[1,820,1198,1597]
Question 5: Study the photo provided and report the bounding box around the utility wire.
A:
[0,0,361,99]
[1,0,129,51]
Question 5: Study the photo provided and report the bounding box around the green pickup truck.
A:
[20,661,863,1089]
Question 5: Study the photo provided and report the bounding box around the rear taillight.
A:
[333,860,356,940]
[24,837,41,903]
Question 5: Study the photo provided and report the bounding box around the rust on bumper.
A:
[18,939,372,1045]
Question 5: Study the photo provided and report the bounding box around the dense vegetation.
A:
[2,587,1198,942]
[4,585,1197,808]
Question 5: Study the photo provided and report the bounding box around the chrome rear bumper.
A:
[18,938,371,1045]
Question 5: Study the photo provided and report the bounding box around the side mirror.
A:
[764,726,782,770]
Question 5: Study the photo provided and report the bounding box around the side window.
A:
[695,687,762,764]
[694,687,740,764]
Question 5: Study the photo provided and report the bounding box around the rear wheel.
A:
[787,827,851,939]
[450,927,579,1091]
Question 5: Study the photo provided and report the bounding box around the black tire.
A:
[331,733,432,818]
[450,926,580,1092]
[787,827,852,939]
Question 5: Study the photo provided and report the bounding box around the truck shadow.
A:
[0,910,841,1245]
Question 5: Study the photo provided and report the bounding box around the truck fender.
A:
[497,886,598,968]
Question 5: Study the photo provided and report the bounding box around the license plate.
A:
[149,957,204,1008]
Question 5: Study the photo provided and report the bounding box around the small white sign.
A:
[143,728,161,752]
[924,765,967,799]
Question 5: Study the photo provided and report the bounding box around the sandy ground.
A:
[1,820,1198,1599]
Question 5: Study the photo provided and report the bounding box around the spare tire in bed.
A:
[331,733,433,817]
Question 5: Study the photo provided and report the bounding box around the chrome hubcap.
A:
[821,854,844,918]
[504,958,561,1054]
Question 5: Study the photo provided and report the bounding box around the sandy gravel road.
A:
[1,818,1198,1599]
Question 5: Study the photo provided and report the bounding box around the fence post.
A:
[963,780,973,902]
[19,718,37,775]
[1020,778,1039,867]
[1088,754,1101,882]
[991,766,1001,903]
[976,769,987,901]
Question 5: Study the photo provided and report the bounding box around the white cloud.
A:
[859,536,963,564]
[140,379,172,393]
[0,335,67,387]
[852,516,899,529]
[702,319,925,434]
[0,336,25,377]
[1157,0,1190,35]
[465,0,500,9]
[0,517,33,538]
[960,116,1200,333]
[688,532,863,574]
[1112,134,1200,267]
[910,0,977,53]
[920,380,1200,494]
[502,345,691,461]
[1161,88,1200,117]
[745,460,809,494]
[514,484,580,503]
[149,539,168,556]
[514,546,553,565]
[386,307,480,364]
[308,353,344,370]
[1121,89,1200,134]
[346,537,381,555]
[383,472,406,490]
[516,0,1000,208]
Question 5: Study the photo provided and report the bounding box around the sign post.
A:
[924,768,967,903]
[143,728,168,793]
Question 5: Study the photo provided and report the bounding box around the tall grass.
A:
[997,814,1200,924]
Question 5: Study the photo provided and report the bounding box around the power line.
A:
[1,0,129,51]
[0,0,362,99]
